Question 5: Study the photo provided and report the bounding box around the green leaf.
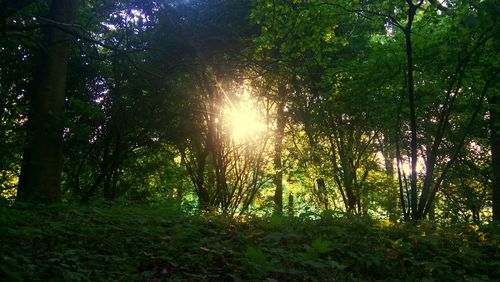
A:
[311,238,333,254]
[329,260,347,271]
[245,246,268,266]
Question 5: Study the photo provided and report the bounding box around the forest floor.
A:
[0,203,498,281]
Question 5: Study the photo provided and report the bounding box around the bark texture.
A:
[18,0,77,202]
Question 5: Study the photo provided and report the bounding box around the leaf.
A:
[329,260,347,271]
[0,260,23,282]
[228,274,242,282]
[302,259,326,268]
[268,215,284,227]
[244,246,268,267]
[462,16,479,28]
[311,238,333,254]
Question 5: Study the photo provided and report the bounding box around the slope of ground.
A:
[0,203,498,281]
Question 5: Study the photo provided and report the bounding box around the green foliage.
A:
[0,204,498,281]
[244,246,270,272]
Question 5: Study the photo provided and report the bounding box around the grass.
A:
[0,203,498,281]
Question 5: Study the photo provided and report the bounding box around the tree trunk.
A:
[273,85,286,214]
[490,94,500,221]
[382,133,395,177]
[287,192,294,217]
[404,1,420,220]
[17,0,77,202]
[316,178,329,210]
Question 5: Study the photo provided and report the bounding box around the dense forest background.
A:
[1,0,499,222]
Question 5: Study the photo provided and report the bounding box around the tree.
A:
[17,0,78,202]
[344,0,497,220]
[489,82,500,221]
[157,0,270,214]
[273,84,287,214]
[249,0,497,220]
[251,0,388,214]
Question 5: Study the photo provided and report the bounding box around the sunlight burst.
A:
[224,101,266,142]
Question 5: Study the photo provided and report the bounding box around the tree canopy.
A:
[1,0,498,221]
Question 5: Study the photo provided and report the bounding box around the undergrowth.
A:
[0,203,498,281]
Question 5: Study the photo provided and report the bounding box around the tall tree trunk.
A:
[396,131,410,220]
[287,192,294,217]
[381,133,395,177]
[404,1,420,220]
[273,85,286,214]
[490,94,500,221]
[17,0,77,202]
[81,139,111,203]
[316,178,329,210]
